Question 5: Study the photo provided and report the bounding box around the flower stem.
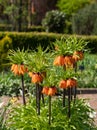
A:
[63,89,66,107]
[36,83,40,115]
[21,75,26,105]
[40,86,45,104]
[74,62,77,103]
[68,88,71,118]
[74,86,77,103]
[49,95,51,125]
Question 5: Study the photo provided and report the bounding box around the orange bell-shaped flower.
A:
[53,56,65,66]
[31,73,43,83]
[11,64,27,76]
[11,64,16,71]
[42,87,49,95]
[64,55,75,67]
[48,87,57,96]
[67,78,77,88]
[11,64,19,75]
[59,80,67,89]
[19,65,27,75]
[73,51,84,61]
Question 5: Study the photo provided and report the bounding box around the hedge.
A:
[0,24,12,31]
[26,26,45,32]
[0,32,97,53]
[0,24,45,32]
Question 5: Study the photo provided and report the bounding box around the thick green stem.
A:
[63,65,66,107]
[70,87,72,101]
[41,93,45,104]
[36,83,40,115]
[63,89,66,107]
[40,86,45,104]
[74,86,77,103]
[49,96,51,125]
[74,62,77,103]
[21,75,26,105]
[68,88,71,118]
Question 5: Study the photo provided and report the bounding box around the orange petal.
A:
[59,80,67,89]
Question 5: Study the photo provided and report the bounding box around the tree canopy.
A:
[57,0,93,15]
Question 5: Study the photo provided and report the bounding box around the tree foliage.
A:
[57,0,93,15]
[0,0,28,31]
[72,3,97,35]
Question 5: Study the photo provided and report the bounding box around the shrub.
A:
[0,32,97,53]
[26,26,45,32]
[0,35,12,70]
[72,3,97,35]
[7,32,61,50]
[42,10,66,33]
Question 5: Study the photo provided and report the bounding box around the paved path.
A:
[78,94,97,125]
[0,94,97,126]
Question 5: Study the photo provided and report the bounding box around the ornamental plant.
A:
[41,65,60,124]
[53,36,88,117]
[57,66,78,117]
[24,46,51,115]
[8,49,28,105]
[53,36,87,57]
[5,37,96,130]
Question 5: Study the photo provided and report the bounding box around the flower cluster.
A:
[11,64,28,76]
[28,72,44,83]
[53,51,84,67]
[42,87,57,96]
[59,78,77,89]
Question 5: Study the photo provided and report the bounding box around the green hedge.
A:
[0,24,12,31]
[0,24,45,32]
[0,32,97,53]
[76,35,97,53]
[1,32,61,50]
[26,26,45,32]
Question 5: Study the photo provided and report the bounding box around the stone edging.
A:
[77,88,97,94]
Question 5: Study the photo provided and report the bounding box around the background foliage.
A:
[56,0,91,15]
[42,10,66,33]
[72,3,97,35]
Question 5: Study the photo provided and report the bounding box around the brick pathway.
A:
[78,94,97,125]
[0,94,97,126]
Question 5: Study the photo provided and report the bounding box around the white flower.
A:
[0,102,4,108]
[89,111,96,118]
